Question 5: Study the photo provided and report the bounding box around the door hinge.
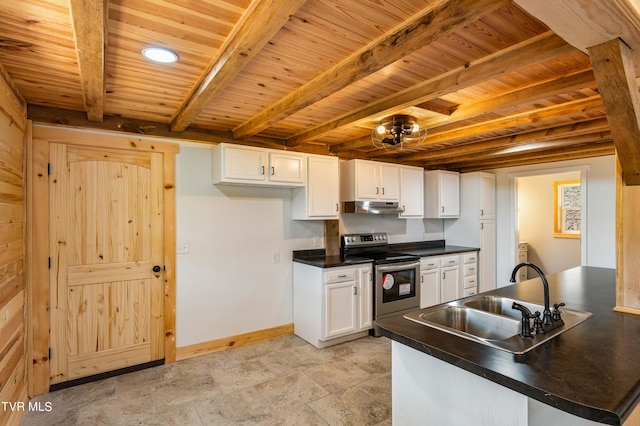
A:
[48,257,51,269]
[47,163,51,176]
[48,347,51,360]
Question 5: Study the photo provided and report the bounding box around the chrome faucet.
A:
[510,262,564,334]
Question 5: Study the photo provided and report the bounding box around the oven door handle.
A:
[376,261,421,273]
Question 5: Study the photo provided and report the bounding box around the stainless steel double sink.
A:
[404,295,592,354]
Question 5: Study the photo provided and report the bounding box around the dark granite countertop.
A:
[292,249,372,268]
[390,239,478,257]
[293,240,479,268]
[376,266,640,425]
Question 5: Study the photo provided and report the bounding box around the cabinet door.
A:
[324,281,358,339]
[479,173,496,219]
[441,266,459,303]
[358,268,373,331]
[421,269,440,308]
[223,146,266,181]
[440,172,460,217]
[355,160,380,200]
[308,156,339,218]
[479,220,497,293]
[400,167,424,218]
[269,152,304,184]
[379,164,400,201]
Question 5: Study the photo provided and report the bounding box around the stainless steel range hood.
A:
[342,201,404,215]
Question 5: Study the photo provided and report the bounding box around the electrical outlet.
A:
[273,252,280,263]
[177,242,190,254]
[314,236,321,247]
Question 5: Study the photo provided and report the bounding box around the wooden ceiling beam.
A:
[27,105,288,149]
[68,0,107,122]
[394,118,610,162]
[417,132,612,168]
[333,95,605,154]
[401,96,605,145]
[288,31,575,147]
[441,142,615,172]
[233,0,512,140]
[514,0,640,74]
[170,0,307,132]
[423,69,596,130]
[589,38,640,185]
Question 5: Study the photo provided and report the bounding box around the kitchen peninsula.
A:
[376,267,640,425]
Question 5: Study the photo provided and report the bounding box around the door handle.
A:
[153,265,162,273]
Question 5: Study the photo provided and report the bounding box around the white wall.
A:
[175,143,442,347]
[175,142,615,346]
[175,143,324,347]
[341,215,444,242]
[494,155,615,287]
[517,171,581,276]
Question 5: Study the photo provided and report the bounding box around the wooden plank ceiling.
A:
[3,0,638,172]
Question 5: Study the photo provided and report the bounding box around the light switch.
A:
[177,242,190,254]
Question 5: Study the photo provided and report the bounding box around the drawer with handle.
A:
[464,264,477,276]
[439,256,459,267]
[463,253,477,264]
[464,276,477,289]
[324,269,357,283]
[420,258,441,270]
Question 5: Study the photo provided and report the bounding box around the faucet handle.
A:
[532,311,544,334]
[552,302,566,321]
[512,302,534,338]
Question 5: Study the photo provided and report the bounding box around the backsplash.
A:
[340,214,445,243]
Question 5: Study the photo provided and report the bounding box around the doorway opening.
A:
[513,167,587,281]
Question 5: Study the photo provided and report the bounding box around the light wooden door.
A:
[49,143,165,384]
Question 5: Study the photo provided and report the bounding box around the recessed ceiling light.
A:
[142,47,179,63]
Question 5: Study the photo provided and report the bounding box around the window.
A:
[554,180,581,238]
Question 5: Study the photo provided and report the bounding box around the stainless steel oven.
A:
[375,260,421,319]
[341,233,421,334]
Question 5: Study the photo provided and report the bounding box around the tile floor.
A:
[20,335,392,425]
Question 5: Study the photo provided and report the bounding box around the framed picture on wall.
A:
[554,180,581,238]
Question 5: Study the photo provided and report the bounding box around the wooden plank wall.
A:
[0,65,27,425]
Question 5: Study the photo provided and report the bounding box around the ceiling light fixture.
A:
[371,115,427,150]
[142,46,179,63]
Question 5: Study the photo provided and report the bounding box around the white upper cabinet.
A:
[212,143,305,187]
[269,151,305,184]
[292,155,340,220]
[340,159,400,202]
[425,170,460,218]
[399,165,424,218]
[378,163,400,201]
[216,144,266,183]
[479,172,496,219]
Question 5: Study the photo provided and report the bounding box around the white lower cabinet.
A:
[441,260,460,304]
[420,251,478,308]
[294,263,373,348]
[420,263,440,309]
